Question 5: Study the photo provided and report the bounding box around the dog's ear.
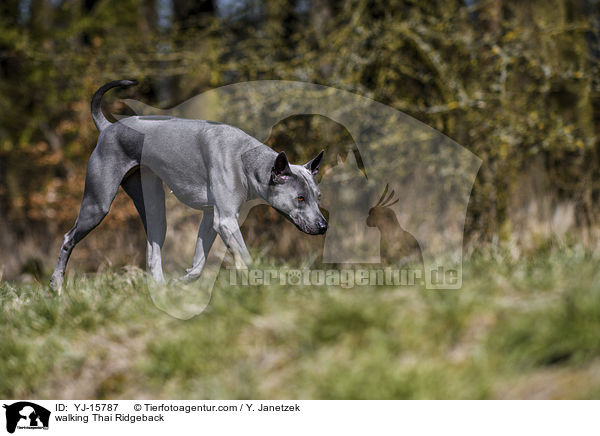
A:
[271,151,291,183]
[305,150,324,175]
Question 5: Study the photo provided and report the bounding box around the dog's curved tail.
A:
[91,79,138,131]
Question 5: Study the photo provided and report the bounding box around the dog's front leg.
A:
[213,212,252,269]
[183,209,217,281]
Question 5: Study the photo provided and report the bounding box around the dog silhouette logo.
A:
[108,80,481,318]
[3,402,50,433]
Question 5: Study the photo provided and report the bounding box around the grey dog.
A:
[50,80,327,292]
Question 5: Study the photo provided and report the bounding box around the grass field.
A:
[2,247,600,399]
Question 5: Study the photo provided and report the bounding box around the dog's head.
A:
[267,150,328,235]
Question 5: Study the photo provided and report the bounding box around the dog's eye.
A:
[297,195,305,202]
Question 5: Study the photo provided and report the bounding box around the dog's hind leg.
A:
[123,167,167,284]
[121,167,166,283]
[50,148,136,293]
[182,209,217,282]
[121,167,148,233]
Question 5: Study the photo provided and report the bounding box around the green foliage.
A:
[1,0,599,232]
[0,1,599,272]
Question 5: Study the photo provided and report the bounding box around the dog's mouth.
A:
[275,209,327,235]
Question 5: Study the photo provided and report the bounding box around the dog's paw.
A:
[181,273,200,283]
[49,273,64,295]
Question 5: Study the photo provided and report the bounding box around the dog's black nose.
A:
[318,221,328,234]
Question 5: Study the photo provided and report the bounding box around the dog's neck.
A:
[241,144,279,201]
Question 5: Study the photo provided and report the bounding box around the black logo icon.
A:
[3,402,50,434]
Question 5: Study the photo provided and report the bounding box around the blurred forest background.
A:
[1,0,600,280]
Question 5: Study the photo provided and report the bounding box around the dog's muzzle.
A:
[304,218,327,235]
[316,219,328,234]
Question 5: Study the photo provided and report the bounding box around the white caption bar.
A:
[0,400,597,435]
